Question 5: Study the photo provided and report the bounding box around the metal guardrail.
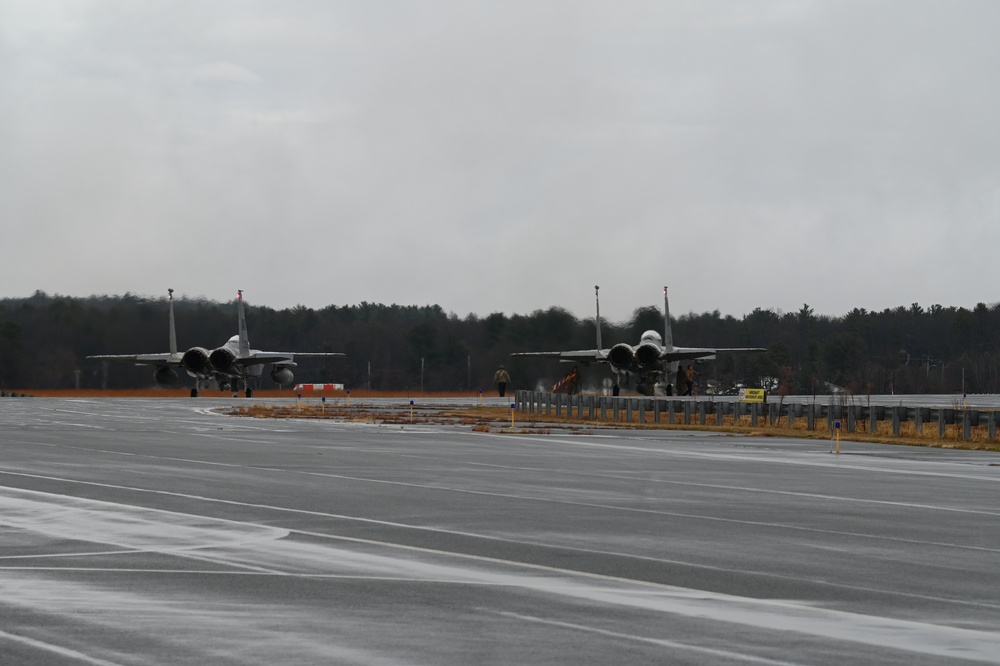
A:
[514,390,999,442]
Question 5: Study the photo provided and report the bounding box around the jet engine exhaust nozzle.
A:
[181,348,211,374]
[635,344,661,367]
[607,344,635,368]
[209,347,238,373]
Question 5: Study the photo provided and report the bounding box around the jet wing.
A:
[663,346,766,362]
[510,349,609,365]
[290,353,347,358]
[85,353,182,365]
[237,352,346,367]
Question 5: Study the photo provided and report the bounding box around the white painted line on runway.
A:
[475,429,1000,482]
[2,482,1000,661]
[0,568,530,581]
[5,441,1000,571]
[17,427,1000,521]
[32,420,105,429]
[3,468,998,615]
[290,524,1000,613]
[493,598,1000,664]
[0,486,291,575]
[9,525,999,665]
[492,611,806,666]
[0,629,125,666]
[5,531,1000,663]
[0,548,176,560]
[446,453,1000,520]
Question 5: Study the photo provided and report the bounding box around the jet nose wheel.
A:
[245,388,253,398]
[190,388,199,398]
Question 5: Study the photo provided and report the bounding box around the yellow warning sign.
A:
[738,388,765,403]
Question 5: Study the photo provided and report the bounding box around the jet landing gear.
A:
[236,376,253,398]
[611,372,627,397]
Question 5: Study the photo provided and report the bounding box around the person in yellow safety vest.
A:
[493,364,511,397]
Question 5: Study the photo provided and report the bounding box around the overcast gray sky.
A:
[2,1,998,324]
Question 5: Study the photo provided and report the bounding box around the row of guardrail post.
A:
[513,390,998,442]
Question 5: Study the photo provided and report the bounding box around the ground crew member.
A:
[567,366,581,395]
[684,364,699,396]
[493,364,511,397]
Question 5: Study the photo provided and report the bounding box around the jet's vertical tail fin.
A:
[595,285,603,353]
[168,288,178,356]
[663,286,674,352]
[237,290,250,356]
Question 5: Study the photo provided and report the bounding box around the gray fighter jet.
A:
[512,286,764,396]
[88,289,344,397]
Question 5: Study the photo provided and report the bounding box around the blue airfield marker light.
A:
[347,389,351,408]
[479,389,483,407]
[834,420,842,454]
[410,399,414,422]
[321,395,326,415]
[511,402,516,427]
[297,392,302,411]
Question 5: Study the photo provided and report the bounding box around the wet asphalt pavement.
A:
[1,396,999,665]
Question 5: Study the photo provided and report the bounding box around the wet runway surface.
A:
[1,397,999,665]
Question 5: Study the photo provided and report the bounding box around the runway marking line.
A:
[5,456,1000,560]
[475,429,1000,482]
[2,474,1000,615]
[3,486,1000,661]
[0,628,125,666]
[19,430,1000,516]
[491,611,807,666]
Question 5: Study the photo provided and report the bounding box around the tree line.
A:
[2,291,999,395]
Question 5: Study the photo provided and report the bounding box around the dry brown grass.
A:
[460,406,1000,452]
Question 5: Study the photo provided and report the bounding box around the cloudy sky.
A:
[2,1,998,323]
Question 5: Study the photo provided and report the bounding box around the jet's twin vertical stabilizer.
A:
[237,289,250,358]
[88,289,346,397]
[511,286,765,397]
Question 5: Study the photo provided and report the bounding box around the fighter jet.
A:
[511,286,765,396]
[87,289,344,397]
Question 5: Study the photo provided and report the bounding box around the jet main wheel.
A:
[612,385,620,396]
